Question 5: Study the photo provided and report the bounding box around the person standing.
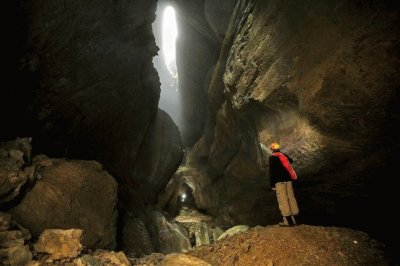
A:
[269,142,299,226]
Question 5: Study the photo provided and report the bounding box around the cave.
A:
[1,0,400,265]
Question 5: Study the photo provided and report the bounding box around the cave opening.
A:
[152,3,182,132]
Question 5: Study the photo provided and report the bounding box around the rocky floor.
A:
[175,207,213,224]
[1,209,393,265]
[131,209,391,266]
[187,225,389,266]
[131,224,390,265]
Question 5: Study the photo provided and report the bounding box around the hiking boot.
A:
[278,222,290,227]
[279,216,294,227]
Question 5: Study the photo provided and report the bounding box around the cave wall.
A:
[172,0,236,146]
[187,0,400,252]
[7,0,400,256]
[10,0,183,217]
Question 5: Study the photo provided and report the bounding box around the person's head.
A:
[271,142,280,151]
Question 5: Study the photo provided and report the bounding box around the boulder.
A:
[122,215,154,257]
[148,211,191,254]
[10,157,118,249]
[218,225,250,240]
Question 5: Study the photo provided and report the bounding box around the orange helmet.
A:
[271,143,280,150]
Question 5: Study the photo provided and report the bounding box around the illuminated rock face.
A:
[186,0,400,253]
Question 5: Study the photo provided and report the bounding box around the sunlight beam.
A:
[162,6,178,79]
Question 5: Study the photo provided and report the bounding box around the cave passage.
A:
[5,0,399,264]
[152,3,182,131]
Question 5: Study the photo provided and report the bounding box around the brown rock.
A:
[93,250,131,266]
[122,216,154,257]
[122,109,183,211]
[34,229,83,260]
[0,212,12,232]
[0,245,32,266]
[148,211,192,254]
[0,158,29,204]
[0,231,25,248]
[184,3,400,258]
[161,253,211,266]
[10,159,118,250]
[12,0,168,225]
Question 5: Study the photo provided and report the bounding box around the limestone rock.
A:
[211,227,224,242]
[195,222,210,247]
[0,231,26,248]
[92,250,131,266]
[0,244,32,266]
[186,2,400,257]
[10,159,118,249]
[123,109,183,211]
[0,137,38,204]
[0,157,31,204]
[12,0,170,225]
[148,211,191,254]
[75,251,132,266]
[204,0,236,40]
[0,137,32,163]
[218,225,250,240]
[173,0,225,146]
[74,255,102,266]
[0,212,12,232]
[129,252,165,266]
[8,150,24,165]
[34,229,83,260]
[122,215,154,257]
[0,213,32,266]
[26,261,41,266]
[161,253,211,266]
[156,173,180,213]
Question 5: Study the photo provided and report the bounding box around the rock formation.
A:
[10,3,184,256]
[0,212,32,266]
[172,0,236,146]
[5,0,400,260]
[181,0,400,256]
[9,155,118,250]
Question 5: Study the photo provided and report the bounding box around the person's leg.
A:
[286,181,299,214]
[275,182,291,216]
[286,181,300,224]
[275,182,292,226]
